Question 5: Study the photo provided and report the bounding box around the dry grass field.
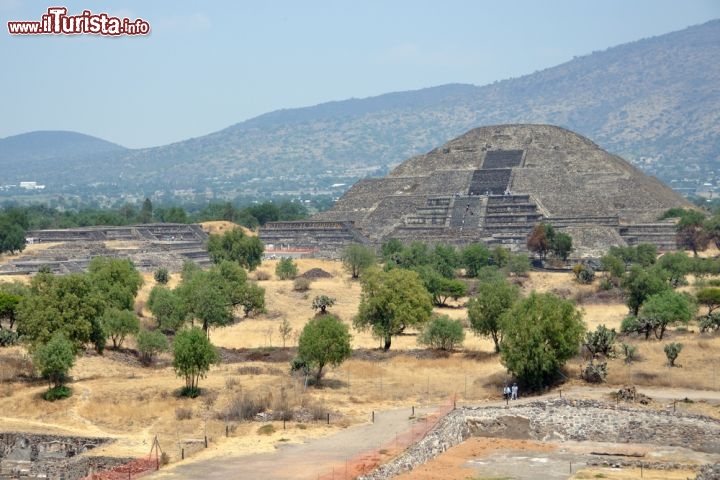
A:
[1,245,720,479]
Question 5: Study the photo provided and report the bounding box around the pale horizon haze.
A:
[1,0,718,149]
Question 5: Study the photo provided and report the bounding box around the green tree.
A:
[275,257,298,280]
[600,254,625,281]
[621,265,670,316]
[418,267,467,306]
[101,308,139,350]
[354,268,433,350]
[638,290,697,340]
[311,295,336,315]
[665,209,709,256]
[176,269,235,334]
[342,243,376,279]
[697,287,720,316]
[172,327,220,396]
[656,251,692,287]
[467,277,520,353]
[0,290,22,329]
[504,253,531,277]
[236,282,265,317]
[154,267,170,285]
[139,198,153,223]
[430,244,459,278]
[16,272,106,350]
[0,224,26,255]
[136,328,169,366]
[147,286,186,332]
[380,238,404,264]
[527,223,554,259]
[297,314,352,385]
[418,315,465,351]
[33,333,75,399]
[207,228,264,271]
[87,257,143,311]
[551,232,573,261]
[461,243,492,277]
[500,292,585,390]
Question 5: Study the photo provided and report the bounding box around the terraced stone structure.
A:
[0,224,210,275]
[261,125,692,257]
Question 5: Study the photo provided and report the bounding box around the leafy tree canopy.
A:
[172,327,220,396]
[354,267,433,350]
[207,227,264,271]
[297,314,352,385]
[500,292,585,390]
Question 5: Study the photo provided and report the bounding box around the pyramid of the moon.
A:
[260,124,693,258]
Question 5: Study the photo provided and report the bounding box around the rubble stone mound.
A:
[261,125,692,258]
[300,268,333,279]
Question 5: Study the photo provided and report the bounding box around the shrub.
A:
[0,329,19,347]
[275,258,298,280]
[584,324,616,357]
[136,329,169,366]
[620,343,637,364]
[175,407,193,420]
[42,385,72,401]
[254,271,271,281]
[154,267,170,285]
[293,277,311,292]
[257,424,276,435]
[221,394,270,421]
[580,361,607,383]
[33,333,75,392]
[664,342,683,367]
[599,278,614,291]
[573,264,595,284]
[418,315,465,351]
[700,312,720,332]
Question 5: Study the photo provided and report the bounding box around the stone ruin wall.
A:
[359,398,720,480]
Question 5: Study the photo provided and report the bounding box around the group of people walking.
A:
[503,383,518,400]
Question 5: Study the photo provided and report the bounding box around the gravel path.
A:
[147,406,438,480]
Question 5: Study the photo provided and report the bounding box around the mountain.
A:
[1,20,718,202]
[0,131,127,185]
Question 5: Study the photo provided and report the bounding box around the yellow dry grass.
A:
[200,221,254,236]
[571,467,698,480]
[2,256,720,471]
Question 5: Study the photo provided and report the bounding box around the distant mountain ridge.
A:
[1,20,718,201]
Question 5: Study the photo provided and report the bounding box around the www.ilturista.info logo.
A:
[8,7,150,35]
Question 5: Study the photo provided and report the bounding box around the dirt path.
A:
[142,385,720,480]
[147,406,438,480]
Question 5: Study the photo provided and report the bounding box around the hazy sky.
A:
[1,1,718,148]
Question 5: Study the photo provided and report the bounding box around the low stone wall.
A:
[358,399,720,479]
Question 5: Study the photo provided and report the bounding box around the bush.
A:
[33,333,75,391]
[584,324,616,357]
[699,312,720,332]
[175,407,193,420]
[573,264,595,284]
[154,268,170,285]
[418,315,465,351]
[580,361,607,383]
[0,329,19,347]
[293,277,311,292]
[254,271,271,281]
[599,278,614,291]
[257,424,276,435]
[664,342,683,367]
[221,394,270,421]
[136,329,169,366]
[620,342,637,364]
[275,258,298,280]
[42,385,72,401]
